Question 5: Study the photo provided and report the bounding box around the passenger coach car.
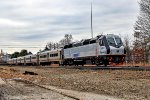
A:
[7,49,63,66]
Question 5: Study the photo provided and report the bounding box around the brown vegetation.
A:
[0,66,150,100]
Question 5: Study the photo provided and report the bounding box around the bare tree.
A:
[47,42,53,50]
[65,34,73,45]
[44,45,49,50]
[46,34,73,50]
[46,42,61,50]
[123,36,132,63]
[56,43,60,49]
[59,39,66,47]
[134,0,150,62]
[59,34,73,47]
[53,43,56,50]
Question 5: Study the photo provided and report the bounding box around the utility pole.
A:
[91,2,93,38]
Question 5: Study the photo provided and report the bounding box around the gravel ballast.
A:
[0,66,150,100]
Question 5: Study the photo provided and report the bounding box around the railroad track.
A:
[1,64,150,71]
[37,65,150,71]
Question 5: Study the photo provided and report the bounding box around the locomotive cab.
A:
[106,35,125,55]
[95,34,126,65]
[105,34,125,64]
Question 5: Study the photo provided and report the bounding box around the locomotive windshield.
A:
[106,36,123,47]
[107,37,116,47]
[115,37,123,46]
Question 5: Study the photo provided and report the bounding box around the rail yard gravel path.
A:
[0,66,150,100]
[0,78,121,100]
[0,78,76,100]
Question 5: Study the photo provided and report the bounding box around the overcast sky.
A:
[0,0,139,54]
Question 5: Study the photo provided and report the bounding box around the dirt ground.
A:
[0,66,150,100]
[0,78,75,100]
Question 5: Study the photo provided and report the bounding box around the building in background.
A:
[0,49,11,63]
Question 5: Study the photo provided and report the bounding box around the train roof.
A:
[24,54,33,57]
[17,56,24,59]
[64,35,101,48]
[63,34,122,49]
[38,49,62,54]
[105,34,120,38]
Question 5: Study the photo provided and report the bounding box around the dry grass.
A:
[122,62,150,67]
[0,66,150,100]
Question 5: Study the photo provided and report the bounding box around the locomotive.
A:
[7,34,126,66]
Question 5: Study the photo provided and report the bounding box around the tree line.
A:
[11,49,32,58]
[44,34,73,51]
[134,0,150,63]
[11,34,73,58]
[124,0,150,63]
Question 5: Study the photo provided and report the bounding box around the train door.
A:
[30,56,31,63]
[96,39,100,57]
[24,57,26,65]
[37,54,39,65]
[99,38,107,55]
[59,50,64,66]
[47,53,49,62]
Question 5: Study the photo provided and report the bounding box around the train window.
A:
[40,55,47,58]
[32,57,36,59]
[99,40,104,46]
[50,53,58,57]
[115,37,122,44]
[50,54,52,57]
[107,37,116,46]
[90,40,96,44]
[26,58,30,60]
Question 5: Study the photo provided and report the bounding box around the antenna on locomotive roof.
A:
[91,2,93,38]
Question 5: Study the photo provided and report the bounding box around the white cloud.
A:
[0,18,30,27]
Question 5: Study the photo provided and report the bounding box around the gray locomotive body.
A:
[63,34,126,66]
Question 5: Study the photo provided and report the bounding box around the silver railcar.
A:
[63,34,126,66]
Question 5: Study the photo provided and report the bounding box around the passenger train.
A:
[7,34,126,66]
